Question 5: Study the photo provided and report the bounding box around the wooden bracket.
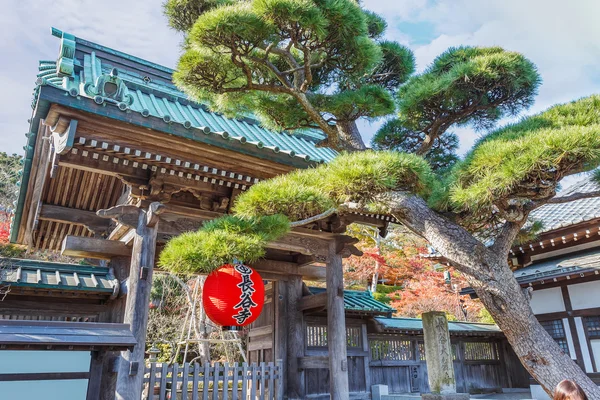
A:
[97,205,142,229]
[146,202,165,227]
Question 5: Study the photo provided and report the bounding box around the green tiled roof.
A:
[11,28,338,242]
[374,317,501,335]
[0,258,118,295]
[38,28,337,164]
[309,287,395,316]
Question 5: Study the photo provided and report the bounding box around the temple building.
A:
[0,28,529,399]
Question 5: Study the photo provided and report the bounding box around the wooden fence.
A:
[142,361,283,400]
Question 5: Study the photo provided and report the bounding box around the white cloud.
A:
[0,0,182,155]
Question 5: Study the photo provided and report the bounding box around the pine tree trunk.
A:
[470,261,599,397]
[335,120,367,151]
[381,192,600,397]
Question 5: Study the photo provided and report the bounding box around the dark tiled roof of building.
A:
[374,317,501,335]
[309,287,395,316]
[529,178,600,234]
[513,248,600,283]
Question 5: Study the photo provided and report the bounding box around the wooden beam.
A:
[298,292,328,312]
[39,204,110,234]
[61,236,130,260]
[298,356,329,369]
[22,123,52,246]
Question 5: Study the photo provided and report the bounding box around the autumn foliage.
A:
[343,235,487,322]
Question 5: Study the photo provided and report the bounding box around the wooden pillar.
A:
[327,240,349,400]
[100,256,130,400]
[115,208,159,400]
[87,350,106,400]
[274,280,288,400]
[286,275,305,399]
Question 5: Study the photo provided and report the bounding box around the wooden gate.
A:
[142,361,283,400]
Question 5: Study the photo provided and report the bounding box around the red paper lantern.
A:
[202,264,265,329]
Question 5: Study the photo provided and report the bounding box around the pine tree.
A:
[161,0,600,396]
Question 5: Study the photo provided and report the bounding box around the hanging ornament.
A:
[202,263,265,330]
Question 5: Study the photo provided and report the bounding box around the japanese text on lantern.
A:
[233,264,258,324]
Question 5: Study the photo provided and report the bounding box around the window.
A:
[306,325,328,347]
[370,339,413,361]
[305,325,363,348]
[540,319,570,355]
[417,341,457,361]
[464,342,498,361]
[584,316,600,338]
[346,326,362,348]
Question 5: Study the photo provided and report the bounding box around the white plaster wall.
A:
[575,317,594,373]
[591,339,600,373]
[530,287,565,314]
[568,281,600,310]
[530,385,550,400]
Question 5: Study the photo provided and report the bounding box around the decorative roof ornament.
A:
[86,68,134,110]
[51,28,76,77]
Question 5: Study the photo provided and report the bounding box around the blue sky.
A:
[1,0,599,172]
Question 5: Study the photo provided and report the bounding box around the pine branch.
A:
[289,208,337,227]
[545,190,600,204]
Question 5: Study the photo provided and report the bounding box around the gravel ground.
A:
[384,390,532,400]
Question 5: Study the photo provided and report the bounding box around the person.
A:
[553,379,589,400]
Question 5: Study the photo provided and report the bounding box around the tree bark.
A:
[335,120,367,151]
[377,192,600,398]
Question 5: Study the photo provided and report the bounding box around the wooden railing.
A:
[142,361,283,400]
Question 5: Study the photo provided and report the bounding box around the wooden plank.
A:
[327,240,350,399]
[212,362,220,400]
[267,362,275,400]
[148,363,158,400]
[171,363,179,398]
[250,363,257,400]
[298,292,328,312]
[159,364,168,400]
[232,364,239,400]
[39,204,110,234]
[223,363,230,400]
[192,363,200,400]
[248,325,273,338]
[260,363,266,400]
[241,363,248,400]
[61,235,130,259]
[182,362,190,400]
[361,324,371,394]
[203,363,210,400]
[298,356,330,369]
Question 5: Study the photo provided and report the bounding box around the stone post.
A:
[421,311,469,400]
